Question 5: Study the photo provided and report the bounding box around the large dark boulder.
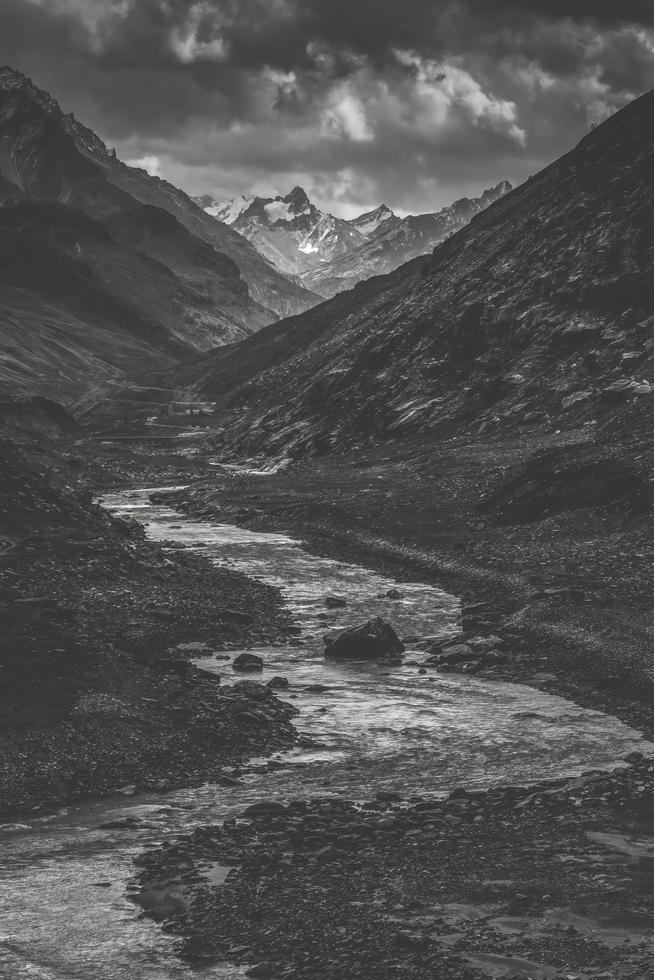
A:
[323,617,405,662]
[232,653,264,672]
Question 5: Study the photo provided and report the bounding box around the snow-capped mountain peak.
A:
[198,181,512,297]
[348,203,397,236]
[284,185,312,214]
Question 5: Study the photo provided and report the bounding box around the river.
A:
[0,486,651,979]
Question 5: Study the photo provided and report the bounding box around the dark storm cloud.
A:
[2,0,654,215]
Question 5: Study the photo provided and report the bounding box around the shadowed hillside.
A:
[160,87,654,461]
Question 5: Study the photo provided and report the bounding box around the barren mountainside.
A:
[300,182,512,299]
[168,88,654,461]
[0,66,319,322]
[0,67,321,402]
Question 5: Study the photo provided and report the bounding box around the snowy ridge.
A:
[198,182,512,298]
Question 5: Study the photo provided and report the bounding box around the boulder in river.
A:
[325,595,347,608]
[232,653,264,672]
[267,676,289,689]
[323,617,405,662]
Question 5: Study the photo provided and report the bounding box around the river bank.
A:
[0,444,299,817]
[147,429,654,743]
[134,752,654,980]
[4,447,654,979]
[111,453,654,977]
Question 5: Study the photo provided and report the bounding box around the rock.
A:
[242,802,286,817]
[221,609,255,625]
[376,791,403,803]
[323,617,405,662]
[147,606,174,621]
[232,653,264,672]
[267,676,289,689]
[116,784,137,796]
[325,595,347,608]
[174,641,213,655]
[385,588,404,599]
[479,650,508,667]
[439,644,475,664]
[159,658,192,678]
[467,635,504,653]
[99,817,142,830]
[231,680,272,699]
[304,684,329,693]
[14,596,58,608]
[562,389,593,409]
[395,931,430,951]
[601,378,652,400]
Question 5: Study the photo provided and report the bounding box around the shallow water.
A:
[0,486,651,980]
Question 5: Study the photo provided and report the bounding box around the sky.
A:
[2,1,654,218]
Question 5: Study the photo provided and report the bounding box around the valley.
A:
[2,54,654,980]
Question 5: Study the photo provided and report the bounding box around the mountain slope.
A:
[0,67,318,402]
[348,203,399,238]
[167,87,654,461]
[87,160,321,319]
[0,202,192,403]
[0,66,319,326]
[301,183,512,298]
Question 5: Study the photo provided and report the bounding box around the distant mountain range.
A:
[0,66,319,403]
[197,182,512,298]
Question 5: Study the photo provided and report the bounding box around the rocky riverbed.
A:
[107,440,654,979]
[4,444,654,980]
[148,432,654,742]
[96,487,652,980]
[135,753,654,980]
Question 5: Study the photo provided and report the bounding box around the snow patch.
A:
[265,200,295,222]
[205,195,253,223]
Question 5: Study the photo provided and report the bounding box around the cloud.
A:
[321,83,373,142]
[2,0,654,216]
[125,154,163,175]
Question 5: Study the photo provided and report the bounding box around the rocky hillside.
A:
[202,184,510,298]
[0,432,299,814]
[0,201,209,403]
[0,66,318,355]
[168,86,654,462]
[301,182,512,298]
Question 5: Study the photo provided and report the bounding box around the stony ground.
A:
[124,429,654,980]
[150,427,654,739]
[135,751,654,980]
[6,428,654,978]
[0,439,299,816]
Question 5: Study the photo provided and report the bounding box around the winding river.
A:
[0,486,651,979]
